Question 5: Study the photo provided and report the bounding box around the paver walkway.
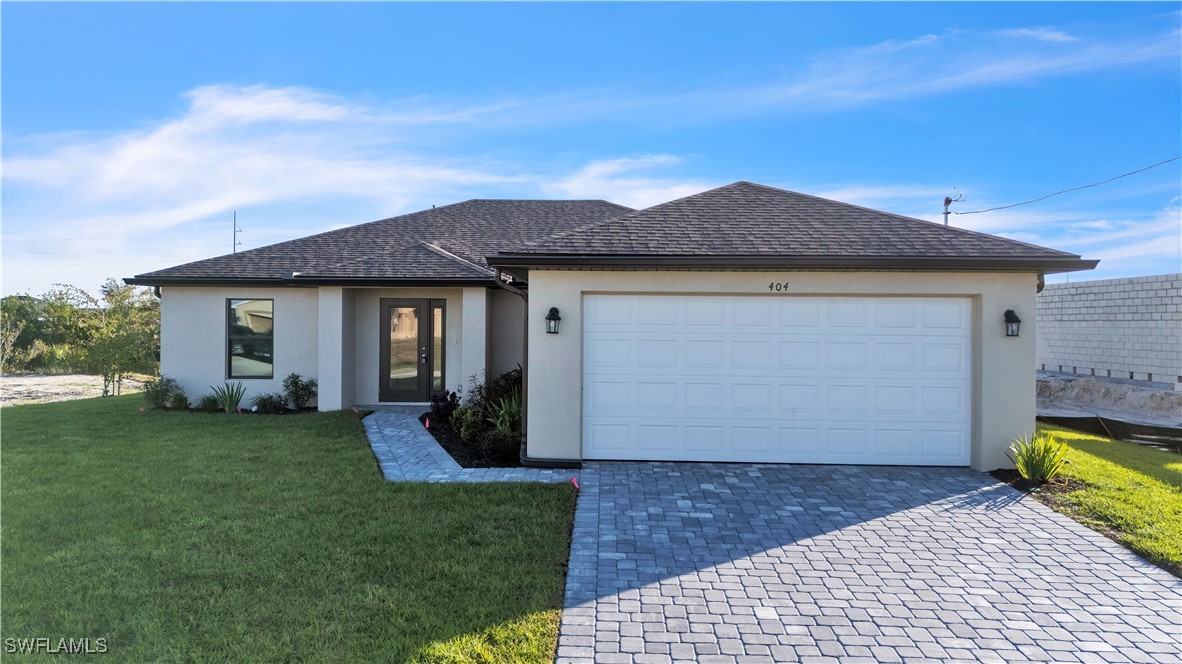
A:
[557,463,1182,663]
[362,406,577,483]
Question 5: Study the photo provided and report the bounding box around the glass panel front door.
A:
[379,299,445,402]
[432,305,444,393]
[388,305,421,395]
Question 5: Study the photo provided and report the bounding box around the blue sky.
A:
[3,2,1180,296]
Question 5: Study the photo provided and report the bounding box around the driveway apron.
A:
[556,462,1182,663]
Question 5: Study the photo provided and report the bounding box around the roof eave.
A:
[124,275,498,288]
[485,254,1099,274]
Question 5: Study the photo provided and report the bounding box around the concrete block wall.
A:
[1036,273,1181,390]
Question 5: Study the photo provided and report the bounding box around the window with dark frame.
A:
[227,299,274,378]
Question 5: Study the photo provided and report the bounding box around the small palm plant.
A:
[1007,433,1069,484]
[210,381,248,413]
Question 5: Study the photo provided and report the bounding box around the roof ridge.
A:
[140,199,634,275]
[418,241,495,275]
[732,181,1078,257]
[299,242,492,278]
[519,182,738,248]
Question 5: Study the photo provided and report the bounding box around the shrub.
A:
[196,394,222,413]
[430,390,461,422]
[486,386,521,437]
[251,392,288,414]
[1008,433,1069,484]
[210,382,247,413]
[282,373,318,410]
[37,343,87,374]
[168,390,190,411]
[467,367,522,418]
[450,405,483,444]
[143,376,182,410]
[477,429,520,462]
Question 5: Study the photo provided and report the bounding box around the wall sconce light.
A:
[1004,310,1021,337]
[545,307,562,334]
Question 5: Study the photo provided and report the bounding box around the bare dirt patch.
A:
[1038,375,1182,427]
[0,374,144,407]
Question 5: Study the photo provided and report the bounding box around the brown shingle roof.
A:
[507,181,1079,258]
[128,199,633,285]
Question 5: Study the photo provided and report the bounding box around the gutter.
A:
[485,254,1099,275]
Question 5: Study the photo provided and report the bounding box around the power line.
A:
[953,156,1181,215]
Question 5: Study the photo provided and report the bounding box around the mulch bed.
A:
[418,413,522,469]
[990,468,1090,504]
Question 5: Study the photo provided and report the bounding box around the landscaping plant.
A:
[430,389,461,422]
[168,390,191,412]
[143,376,183,410]
[251,392,288,414]
[210,381,248,413]
[282,373,318,410]
[450,405,483,444]
[487,386,522,437]
[196,394,222,413]
[1007,433,1069,484]
[477,429,520,462]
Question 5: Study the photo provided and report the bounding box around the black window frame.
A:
[226,298,275,380]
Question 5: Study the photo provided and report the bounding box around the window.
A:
[227,299,273,378]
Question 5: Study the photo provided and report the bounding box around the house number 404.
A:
[768,281,790,292]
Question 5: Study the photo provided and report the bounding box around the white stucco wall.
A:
[316,287,357,409]
[160,286,319,404]
[523,270,1039,471]
[489,288,526,377]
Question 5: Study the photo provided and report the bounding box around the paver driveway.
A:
[556,463,1182,663]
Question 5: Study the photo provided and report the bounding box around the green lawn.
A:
[1035,423,1182,575]
[1,396,577,662]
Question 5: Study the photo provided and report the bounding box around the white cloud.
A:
[728,26,1178,111]
[542,156,714,209]
[4,20,1179,293]
[0,85,711,293]
[998,27,1080,43]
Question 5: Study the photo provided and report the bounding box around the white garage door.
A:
[583,295,972,465]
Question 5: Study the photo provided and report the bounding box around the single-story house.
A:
[127,181,1097,470]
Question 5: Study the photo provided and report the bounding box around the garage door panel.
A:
[732,341,774,369]
[588,381,631,410]
[583,295,972,466]
[778,299,822,326]
[873,429,917,457]
[588,337,631,367]
[779,341,821,369]
[779,427,821,455]
[826,300,870,327]
[636,339,678,367]
[684,298,726,325]
[636,297,680,325]
[636,382,677,409]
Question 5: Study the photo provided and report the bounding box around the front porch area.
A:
[316,285,525,410]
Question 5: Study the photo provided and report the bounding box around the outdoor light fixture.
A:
[1004,310,1021,337]
[545,307,562,334]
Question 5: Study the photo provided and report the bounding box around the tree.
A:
[42,279,159,394]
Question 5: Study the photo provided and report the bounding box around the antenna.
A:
[233,211,242,253]
[942,188,965,226]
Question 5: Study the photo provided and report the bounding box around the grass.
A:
[1032,423,1182,575]
[1,396,577,663]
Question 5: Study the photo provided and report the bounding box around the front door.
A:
[380,299,445,402]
